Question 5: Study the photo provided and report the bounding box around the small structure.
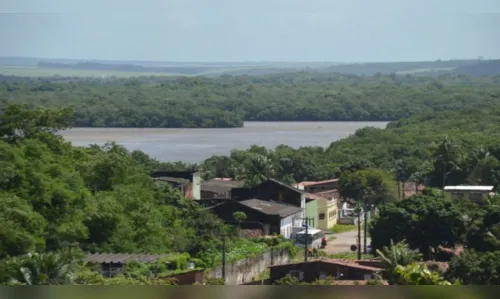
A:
[232,178,318,228]
[85,253,170,277]
[206,198,303,238]
[150,171,201,200]
[84,253,204,284]
[443,185,495,204]
[268,259,383,284]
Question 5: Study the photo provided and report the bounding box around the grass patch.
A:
[328,224,357,234]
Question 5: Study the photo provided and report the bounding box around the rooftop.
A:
[85,253,169,264]
[299,179,339,187]
[153,177,190,184]
[268,258,384,272]
[443,185,494,191]
[240,198,303,218]
[201,179,244,193]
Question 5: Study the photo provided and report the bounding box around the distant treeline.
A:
[37,61,218,75]
[1,71,500,128]
[33,59,500,77]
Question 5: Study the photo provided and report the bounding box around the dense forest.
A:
[1,72,500,128]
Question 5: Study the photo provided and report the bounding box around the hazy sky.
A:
[1,0,499,62]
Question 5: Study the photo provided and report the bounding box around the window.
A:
[290,270,304,281]
[319,213,326,220]
[364,274,373,280]
[451,192,465,199]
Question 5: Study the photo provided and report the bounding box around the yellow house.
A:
[294,180,340,230]
[299,189,339,230]
[443,185,495,205]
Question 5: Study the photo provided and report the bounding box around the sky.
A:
[1,0,499,62]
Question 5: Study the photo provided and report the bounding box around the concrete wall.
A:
[318,200,338,230]
[305,199,318,228]
[280,213,301,238]
[208,248,292,285]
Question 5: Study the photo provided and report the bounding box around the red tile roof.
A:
[268,258,384,272]
[321,259,384,272]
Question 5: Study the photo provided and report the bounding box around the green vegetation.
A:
[3,67,500,285]
[0,104,296,285]
[2,72,500,128]
[328,224,357,234]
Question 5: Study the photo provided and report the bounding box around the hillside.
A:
[452,59,500,76]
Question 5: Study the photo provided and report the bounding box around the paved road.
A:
[323,230,371,254]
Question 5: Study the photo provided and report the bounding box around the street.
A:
[322,230,371,254]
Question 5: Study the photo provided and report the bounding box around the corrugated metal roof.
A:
[85,253,170,264]
[443,185,494,191]
[240,198,303,218]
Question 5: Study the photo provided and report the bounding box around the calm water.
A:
[59,121,388,162]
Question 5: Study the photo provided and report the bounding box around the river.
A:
[58,121,388,162]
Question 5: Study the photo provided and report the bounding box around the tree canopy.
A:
[2,72,499,127]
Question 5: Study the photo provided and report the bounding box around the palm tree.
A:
[376,240,422,278]
[431,136,462,194]
[9,252,76,285]
[238,154,274,187]
[465,146,498,185]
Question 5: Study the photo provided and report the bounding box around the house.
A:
[296,188,339,230]
[294,180,342,230]
[200,179,244,199]
[206,198,303,238]
[150,171,201,200]
[294,179,339,194]
[268,259,383,284]
[443,185,495,204]
[232,179,318,228]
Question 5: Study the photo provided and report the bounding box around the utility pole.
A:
[363,204,368,254]
[304,218,309,263]
[355,206,361,260]
[222,234,226,283]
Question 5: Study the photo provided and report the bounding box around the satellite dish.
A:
[350,245,357,252]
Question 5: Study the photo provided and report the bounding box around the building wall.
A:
[208,248,292,285]
[192,172,201,200]
[269,261,379,283]
[208,200,281,235]
[280,212,302,238]
[305,199,318,228]
[165,269,205,285]
[317,200,338,230]
[444,190,490,205]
